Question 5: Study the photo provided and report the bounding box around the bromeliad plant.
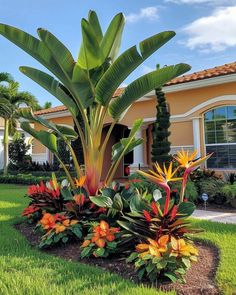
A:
[37,212,82,248]
[80,220,120,258]
[0,11,191,195]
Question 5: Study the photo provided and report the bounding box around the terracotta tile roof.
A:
[166,61,236,86]
[35,62,236,116]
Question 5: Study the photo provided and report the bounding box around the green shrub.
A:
[170,180,198,203]
[198,178,225,202]
[221,184,236,202]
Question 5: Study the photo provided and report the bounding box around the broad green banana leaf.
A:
[21,122,58,153]
[95,31,176,106]
[108,63,191,120]
[0,24,67,83]
[88,10,103,43]
[19,67,79,117]
[77,18,104,70]
[18,108,78,140]
[37,29,75,78]
[100,12,125,61]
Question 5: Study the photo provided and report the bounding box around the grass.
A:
[0,184,172,295]
[0,184,236,294]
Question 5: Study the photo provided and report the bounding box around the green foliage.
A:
[0,173,66,185]
[197,178,225,202]
[151,87,171,164]
[127,236,198,283]
[9,133,31,165]
[221,184,236,206]
[170,180,198,203]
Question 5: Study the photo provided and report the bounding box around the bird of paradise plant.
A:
[138,162,181,215]
[173,149,212,202]
[0,10,191,195]
[138,149,212,204]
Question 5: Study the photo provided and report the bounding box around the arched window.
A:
[204,106,236,169]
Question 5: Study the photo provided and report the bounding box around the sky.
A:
[0,0,236,106]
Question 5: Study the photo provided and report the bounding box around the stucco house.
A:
[31,62,236,177]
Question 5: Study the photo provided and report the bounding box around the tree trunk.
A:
[3,118,9,176]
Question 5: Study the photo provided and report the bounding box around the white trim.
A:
[163,74,236,93]
[144,95,236,123]
[170,145,194,148]
[192,118,201,158]
[31,153,47,163]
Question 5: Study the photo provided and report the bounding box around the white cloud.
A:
[126,7,159,23]
[166,0,236,4]
[183,6,236,52]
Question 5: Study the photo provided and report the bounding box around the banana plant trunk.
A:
[3,118,9,176]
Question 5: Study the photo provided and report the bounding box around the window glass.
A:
[214,107,226,120]
[227,106,236,119]
[204,106,236,169]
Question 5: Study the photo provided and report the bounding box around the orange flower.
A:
[136,235,169,258]
[75,176,86,188]
[62,219,70,227]
[54,224,66,234]
[40,213,56,230]
[73,194,85,206]
[170,237,198,257]
[91,220,120,248]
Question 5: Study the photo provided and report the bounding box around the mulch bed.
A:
[15,222,220,295]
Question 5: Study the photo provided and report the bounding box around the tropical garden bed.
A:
[15,220,219,294]
[0,9,236,295]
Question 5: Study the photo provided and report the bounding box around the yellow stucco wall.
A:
[32,81,236,160]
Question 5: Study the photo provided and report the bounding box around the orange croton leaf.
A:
[70,220,78,225]
[62,219,70,227]
[170,237,198,257]
[81,240,91,248]
[55,224,66,234]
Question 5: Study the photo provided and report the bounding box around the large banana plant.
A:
[0,10,191,195]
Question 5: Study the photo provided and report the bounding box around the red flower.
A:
[170,205,178,221]
[143,210,152,222]
[151,202,158,215]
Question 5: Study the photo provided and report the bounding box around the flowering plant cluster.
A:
[127,235,198,283]
[36,212,82,248]
[81,220,120,258]
[21,149,211,284]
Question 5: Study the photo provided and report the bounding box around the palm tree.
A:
[0,76,38,175]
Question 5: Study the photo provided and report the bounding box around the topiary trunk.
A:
[151,87,171,165]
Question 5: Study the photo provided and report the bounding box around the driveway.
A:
[193,209,236,224]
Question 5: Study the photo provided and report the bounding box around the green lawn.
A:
[0,184,235,295]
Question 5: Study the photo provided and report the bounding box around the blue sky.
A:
[0,0,236,106]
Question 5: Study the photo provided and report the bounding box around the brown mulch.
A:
[15,222,220,295]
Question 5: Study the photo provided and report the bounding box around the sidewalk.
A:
[192,209,236,224]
